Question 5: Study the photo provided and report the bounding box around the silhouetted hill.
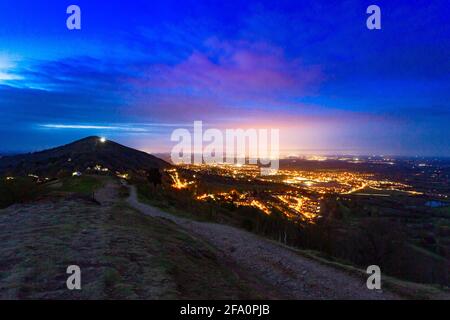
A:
[0,136,170,176]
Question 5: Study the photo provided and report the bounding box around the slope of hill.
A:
[0,136,169,176]
[1,173,447,299]
[0,178,267,299]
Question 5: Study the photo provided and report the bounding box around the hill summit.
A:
[0,136,169,176]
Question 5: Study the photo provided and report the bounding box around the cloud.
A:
[38,124,148,132]
[131,40,324,117]
[159,40,322,97]
[2,38,325,127]
[0,55,23,83]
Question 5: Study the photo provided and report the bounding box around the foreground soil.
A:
[2,177,446,299]
[0,179,264,299]
[127,185,401,300]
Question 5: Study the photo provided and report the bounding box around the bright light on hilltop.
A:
[99,137,106,143]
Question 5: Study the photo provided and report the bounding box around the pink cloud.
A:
[126,40,324,121]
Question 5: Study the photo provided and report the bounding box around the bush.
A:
[0,177,41,209]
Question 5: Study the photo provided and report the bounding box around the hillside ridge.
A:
[0,136,170,176]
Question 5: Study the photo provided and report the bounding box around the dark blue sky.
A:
[0,0,449,156]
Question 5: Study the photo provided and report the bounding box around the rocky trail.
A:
[125,184,400,300]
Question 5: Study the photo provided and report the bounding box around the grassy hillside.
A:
[57,176,104,194]
[134,174,450,290]
[0,177,41,209]
[0,193,263,299]
[0,175,104,209]
[0,136,169,177]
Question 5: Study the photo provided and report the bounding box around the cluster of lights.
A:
[92,164,109,172]
[196,190,271,215]
[277,170,417,195]
[275,195,320,220]
[167,169,195,190]
[170,162,424,222]
[116,172,129,180]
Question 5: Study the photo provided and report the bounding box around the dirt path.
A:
[126,185,400,300]
[94,179,119,205]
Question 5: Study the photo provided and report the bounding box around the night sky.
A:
[0,0,449,156]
